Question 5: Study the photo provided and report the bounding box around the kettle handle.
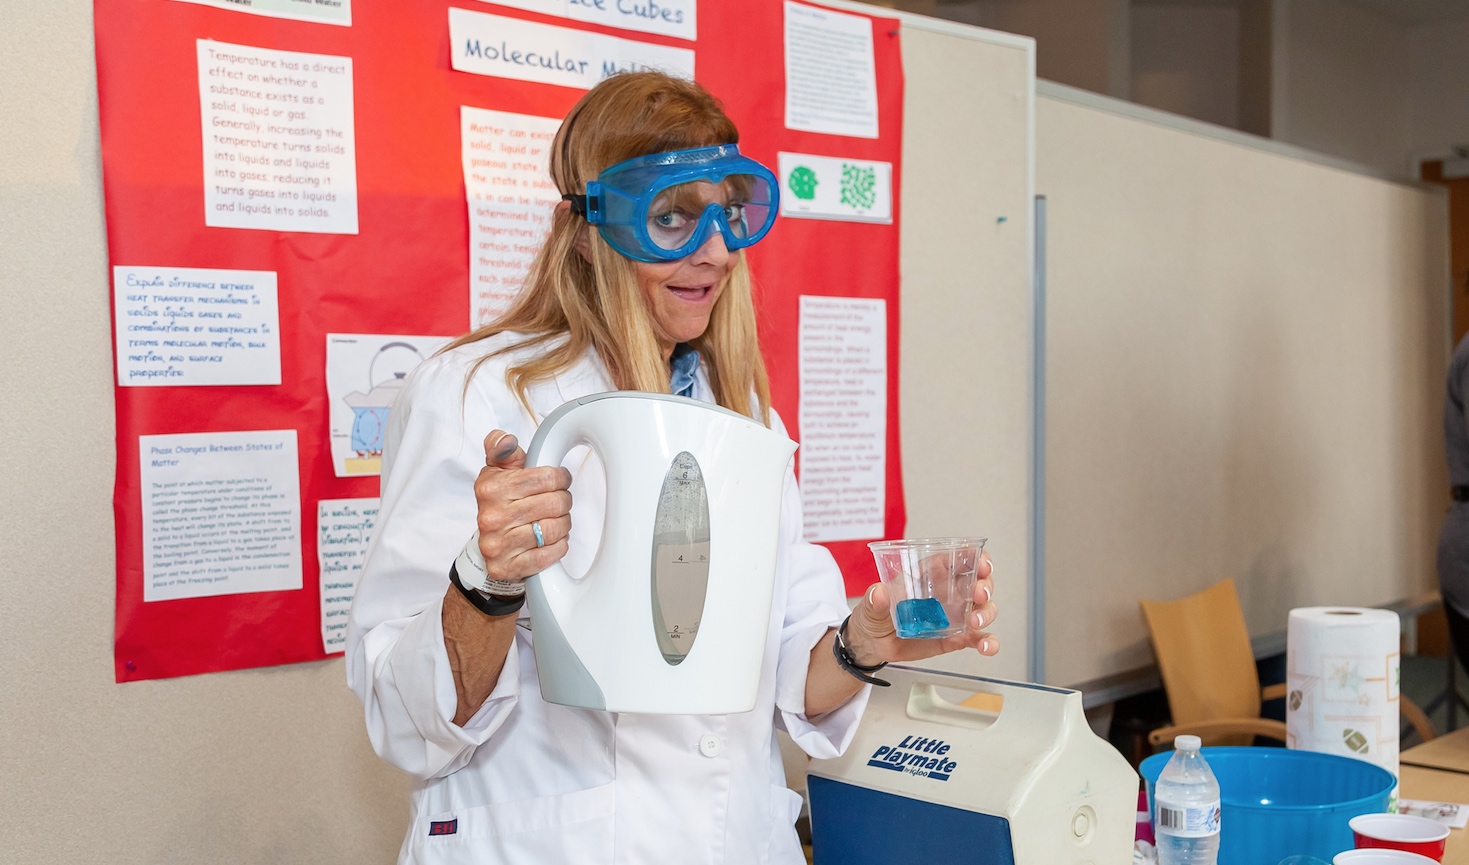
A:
[450,397,601,600]
[521,395,606,601]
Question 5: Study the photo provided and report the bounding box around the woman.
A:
[346,72,999,864]
[1439,330,1469,676]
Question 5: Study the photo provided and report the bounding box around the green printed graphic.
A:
[788,165,818,201]
[839,163,877,211]
[1342,728,1369,755]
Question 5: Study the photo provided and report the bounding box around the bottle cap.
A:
[1174,734,1202,751]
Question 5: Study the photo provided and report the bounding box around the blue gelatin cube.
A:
[895,597,950,638]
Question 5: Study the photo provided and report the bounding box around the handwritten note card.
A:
[170,0,350,26]
[798,296,887,542]
[140,430,303,602]
[318,497,378,654]
[461,107,562,327]
[471,0,695,41]
[114,266,280,387]
[449,7,694,90]
[198,40,358,234]
[784,2,879,139]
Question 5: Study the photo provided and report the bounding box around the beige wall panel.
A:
[898,23,1034,683]
[1038,95,1450,688]
[0,6,412,863]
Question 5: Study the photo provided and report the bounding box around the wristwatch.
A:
[449,562,526,617]
[832,615,889,687]
[449,537,526,617]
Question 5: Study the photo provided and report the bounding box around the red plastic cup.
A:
[1334,850,1440,865]
[1349,813,1450,861]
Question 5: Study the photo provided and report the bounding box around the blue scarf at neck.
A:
[669,343,701,398]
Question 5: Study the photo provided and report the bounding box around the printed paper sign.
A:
[140,430,303,602]
[199,40,358,234]
[778,153,891,223]
[462,107,562,327]
[326,334,450,476]
[799,296,887,542]
[471,0,694,42]
[318,497,378,653]
[114,266,281,387]
[784,2,879,139]
[170,0,350,26]
[449,7,694,90]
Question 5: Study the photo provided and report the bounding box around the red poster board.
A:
[97,0,903,681]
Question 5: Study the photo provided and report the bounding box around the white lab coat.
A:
[346,332,869,865]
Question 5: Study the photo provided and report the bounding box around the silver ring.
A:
[532,521,545,548]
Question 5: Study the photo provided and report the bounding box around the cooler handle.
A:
[897,666,1079,738]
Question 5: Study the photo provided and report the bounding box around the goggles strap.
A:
[562,193,587,217]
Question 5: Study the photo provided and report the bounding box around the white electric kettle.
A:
[520,392,797,714]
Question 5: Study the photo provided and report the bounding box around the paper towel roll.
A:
[1286,607,1400,795]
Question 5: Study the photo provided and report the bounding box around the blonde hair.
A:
[449,73,772,425]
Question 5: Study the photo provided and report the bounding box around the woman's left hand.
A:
[844,550,998,666]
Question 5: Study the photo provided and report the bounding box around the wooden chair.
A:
[1140,579,1436,748]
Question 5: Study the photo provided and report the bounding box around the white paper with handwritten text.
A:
[461,107,562,327]
[471,0,694,41]
[449,7,694,90]
[199,40,358,233]
[114,266,280,387]
[318,497,378,653]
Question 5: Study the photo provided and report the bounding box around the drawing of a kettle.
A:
[343,342,424,456]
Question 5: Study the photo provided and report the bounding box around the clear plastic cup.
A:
[867,537,986,639]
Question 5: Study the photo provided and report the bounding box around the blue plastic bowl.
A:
[1139,747,1395,865]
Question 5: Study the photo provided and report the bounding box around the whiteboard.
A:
[1037,83,1452,689]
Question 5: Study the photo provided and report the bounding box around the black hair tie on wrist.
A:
[449,562,526,618]
[832,615,889,687]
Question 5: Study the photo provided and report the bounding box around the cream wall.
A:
[0,5,411,863]
[1038,87,1450,687]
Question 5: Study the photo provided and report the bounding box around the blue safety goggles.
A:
[565,145,780,263]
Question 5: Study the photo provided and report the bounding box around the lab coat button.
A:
[699,733,723,757]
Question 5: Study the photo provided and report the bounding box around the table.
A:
[1404,727,1469,774]
[1399,765,1469,864]
[1400,730,1469,865]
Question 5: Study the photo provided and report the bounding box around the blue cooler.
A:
[807,665,1137,865]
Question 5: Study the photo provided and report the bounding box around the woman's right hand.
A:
[474,430,573,582]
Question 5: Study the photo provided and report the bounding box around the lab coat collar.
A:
[521,342,614,422]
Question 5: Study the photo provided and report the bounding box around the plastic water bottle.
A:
[1153,735,1221,865]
